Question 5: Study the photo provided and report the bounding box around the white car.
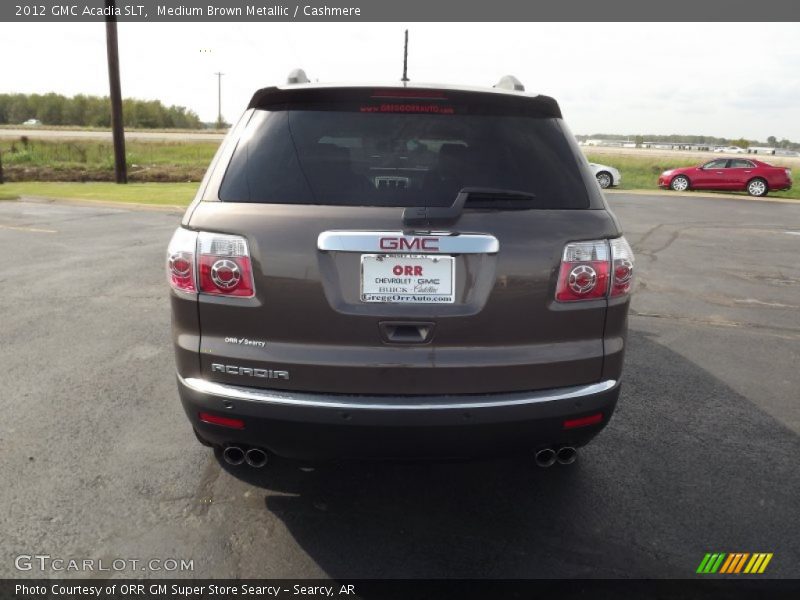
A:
[588,162,621,189]
[713,146,746,154]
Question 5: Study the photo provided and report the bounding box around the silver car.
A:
[588,163,621,189]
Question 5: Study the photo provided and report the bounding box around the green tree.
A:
[0,92,203,129]
[8,95,32,123]
[64,94,89,125]
[36,93,66,125]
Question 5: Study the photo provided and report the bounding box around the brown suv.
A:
[167,73,634,468]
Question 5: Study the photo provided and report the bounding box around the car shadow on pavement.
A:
[216,328,800,578]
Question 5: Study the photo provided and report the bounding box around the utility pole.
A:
[401,30,409,84]
[105,0,127,183]
[215,72,224,128]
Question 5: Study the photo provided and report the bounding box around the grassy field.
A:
[0,182,198,206]
[0,137,217,182]
[588,153,800,200]
[0,124,227,134]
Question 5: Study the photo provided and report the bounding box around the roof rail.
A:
[493,75,525,92]
[287,68,310,84]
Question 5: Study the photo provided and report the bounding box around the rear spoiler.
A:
[247,86,562,118]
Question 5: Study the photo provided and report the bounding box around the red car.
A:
[658,158,792,197]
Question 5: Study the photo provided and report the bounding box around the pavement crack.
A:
[192,454,222,516]
[632,223,664,251]
[646,229,680,258]
[630,310,800,339]
[632,225,682,262]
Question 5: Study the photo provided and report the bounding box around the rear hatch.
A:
[188,86,619,395]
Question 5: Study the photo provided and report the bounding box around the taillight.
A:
[555,237,634,302]
[197,232,255,297]
[610,237,635,297]
[555,240,610,302]
[166,227,198,292]
[166,228,255,297]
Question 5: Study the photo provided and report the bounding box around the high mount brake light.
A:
[555,237,634,302]
[166,228,255,298]
[371,89,447,99]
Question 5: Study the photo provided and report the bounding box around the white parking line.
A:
[0,223,58,233]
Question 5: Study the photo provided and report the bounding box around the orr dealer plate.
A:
[360,254,455,304]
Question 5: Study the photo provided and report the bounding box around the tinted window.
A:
[730,159,755,168]
[702,160,729,169]
[219,108,589,208]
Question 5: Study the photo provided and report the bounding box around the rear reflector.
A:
[199,412,245,430]
[563,413,603,429]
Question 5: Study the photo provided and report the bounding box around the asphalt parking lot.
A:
[1,193,798,579]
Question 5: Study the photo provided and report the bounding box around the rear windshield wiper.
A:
[403,187,537,227]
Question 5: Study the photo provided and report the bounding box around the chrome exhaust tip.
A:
[556,446,577,465]
[222,446,245,466]
[534,448,557,468]
[245,448,269,468]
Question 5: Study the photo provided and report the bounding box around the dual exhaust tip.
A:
[535,446,577,467]
[222,445,268,468]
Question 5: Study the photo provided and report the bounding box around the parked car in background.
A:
[588,162,621,189]
[22,118,41,126]
[166,72,634,467]
[713,146,746,154]
[658,158,792,197]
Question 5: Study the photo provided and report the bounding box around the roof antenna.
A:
[401,29,410,85]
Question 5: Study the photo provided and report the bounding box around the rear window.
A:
[218,105,589,208]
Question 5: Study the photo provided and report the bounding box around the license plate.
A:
[360,254,455,304]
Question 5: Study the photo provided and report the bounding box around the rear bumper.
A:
[178,375,620,460]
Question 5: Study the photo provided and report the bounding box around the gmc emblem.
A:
[379,236,439,251]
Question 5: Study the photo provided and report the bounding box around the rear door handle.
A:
[379,321,435,344]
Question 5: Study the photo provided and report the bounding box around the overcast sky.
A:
[2,22,799,140]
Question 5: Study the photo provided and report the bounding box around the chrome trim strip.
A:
[317,231,499,254]
[179,375,617,411]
